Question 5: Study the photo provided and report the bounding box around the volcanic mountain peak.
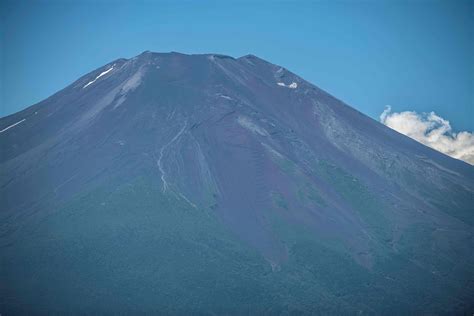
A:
[1,51,473,314]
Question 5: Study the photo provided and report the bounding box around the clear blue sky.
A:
[1,0,472,130]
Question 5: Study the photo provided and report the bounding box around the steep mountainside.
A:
[1,51,473,314]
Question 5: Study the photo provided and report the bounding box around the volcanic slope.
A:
[1,51,473,314]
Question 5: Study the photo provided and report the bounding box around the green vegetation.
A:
[3,173,471,314]
[314,160,392,244]
[297,182,327,207]
[271,191,289,210]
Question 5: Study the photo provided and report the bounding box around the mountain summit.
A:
[1,51,473,314]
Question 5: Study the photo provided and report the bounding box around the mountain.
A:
[1,51,473,314]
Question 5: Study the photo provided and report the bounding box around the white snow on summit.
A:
[288,82,298,89]
[83,66,115,88]
[277,82,298,89]
[0,118,26,134]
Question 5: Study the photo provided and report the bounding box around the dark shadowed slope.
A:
[1,51,473,314]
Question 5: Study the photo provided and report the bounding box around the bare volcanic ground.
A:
[1,51,473,314]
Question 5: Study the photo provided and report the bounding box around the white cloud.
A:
[380,106,474,165]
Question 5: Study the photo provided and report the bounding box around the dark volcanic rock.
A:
[1,51,473,314]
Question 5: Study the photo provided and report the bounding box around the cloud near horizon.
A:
[380,106,474,165]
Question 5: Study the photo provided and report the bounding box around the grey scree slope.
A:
[1,51,473,314]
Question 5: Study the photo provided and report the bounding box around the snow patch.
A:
[277,82,298,89]
[0,118,26,134]
[83,65,114,88]
[216,93,233,100]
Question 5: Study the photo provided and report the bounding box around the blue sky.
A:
[1,0,472,131]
